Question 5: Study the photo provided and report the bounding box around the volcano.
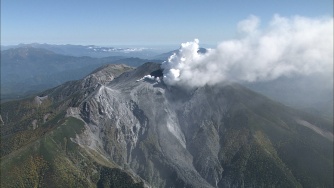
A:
[1,62,333,188]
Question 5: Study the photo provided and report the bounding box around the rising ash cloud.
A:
[162,15,333,87]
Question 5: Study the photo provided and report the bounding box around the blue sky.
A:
[1,0,333,46]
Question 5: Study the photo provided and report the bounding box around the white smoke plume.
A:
[162,15,333,87]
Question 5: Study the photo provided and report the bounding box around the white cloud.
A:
[162,15,333,87]
[136,75,161,82]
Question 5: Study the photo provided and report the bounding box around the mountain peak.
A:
[2,46,55,60]
[1,62,333,187]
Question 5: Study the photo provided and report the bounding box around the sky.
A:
[1,0,333,46]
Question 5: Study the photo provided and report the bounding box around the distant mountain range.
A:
[1,62,332,187]
[1,46,160,101]
[1,43,164,59]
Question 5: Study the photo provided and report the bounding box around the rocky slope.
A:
[1,62,333,187]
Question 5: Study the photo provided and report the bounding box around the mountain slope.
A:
[1,64,145,187]
[1,63,333,187]
[244,74,333,120]
[0,47,153,101]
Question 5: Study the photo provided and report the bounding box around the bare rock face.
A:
[69,63,212,187]
[51,63,333,187]
[34,95,48,106]
[81,64,133,88]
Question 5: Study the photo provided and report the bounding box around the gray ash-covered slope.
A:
[1,62,333,187]
[54,62,333,187]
